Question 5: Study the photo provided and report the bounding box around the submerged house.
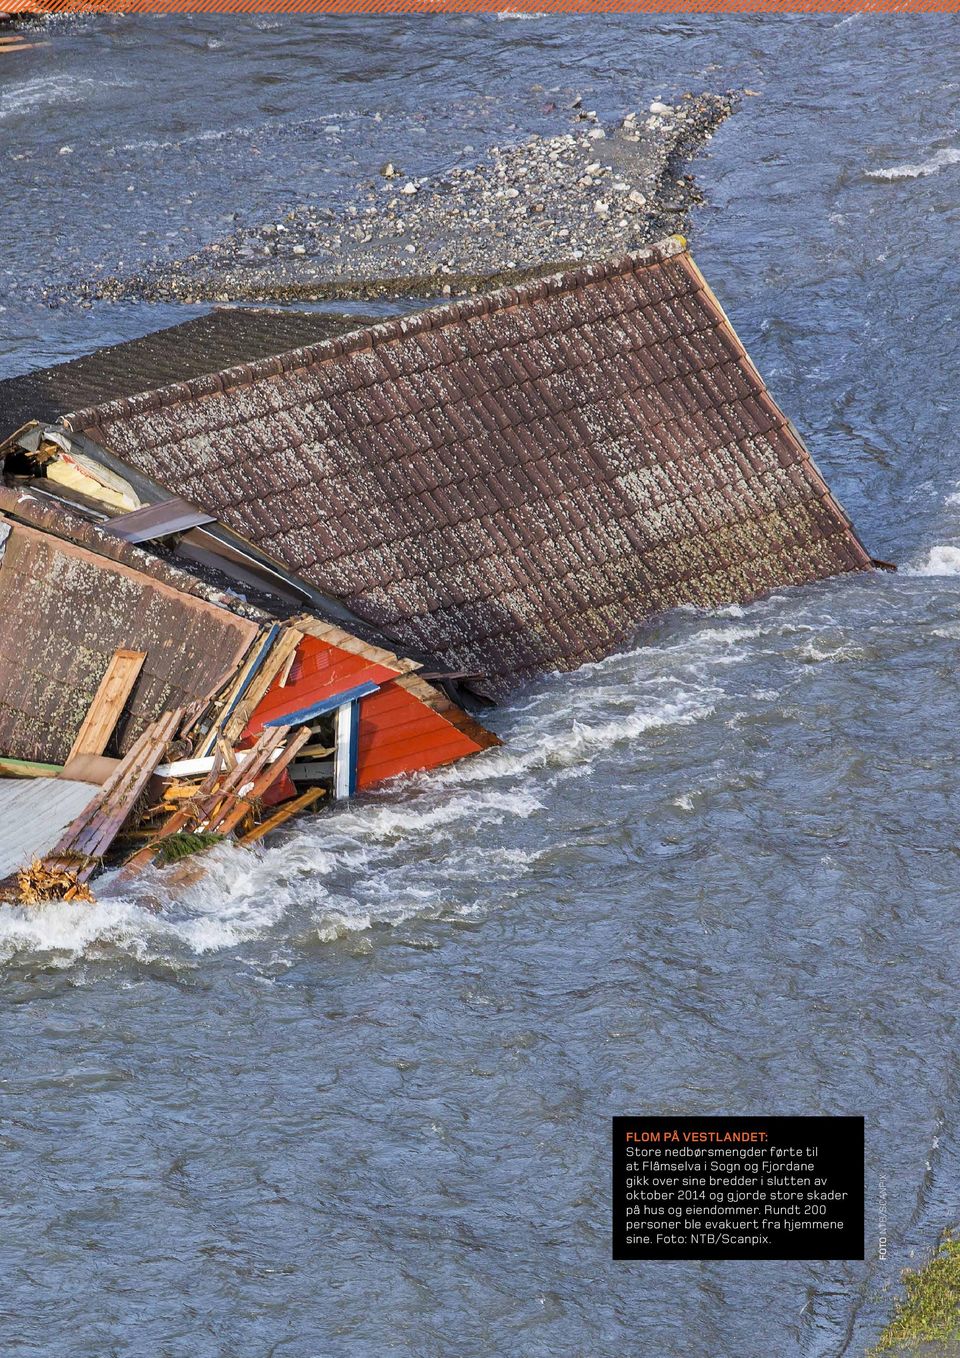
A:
[0,234,874,893]
[0,480,499,887]
[7,234,873,700]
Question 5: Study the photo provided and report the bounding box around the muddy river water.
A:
[2,14,960,1356]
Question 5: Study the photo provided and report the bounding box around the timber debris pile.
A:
[0,235,877,903]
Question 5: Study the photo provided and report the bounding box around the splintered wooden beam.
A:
[196,625,277,757]
[0,756,63,779]
[117,747,226,879]
[237,787,326,846]
[209,726,312,838]
[67,649,146,763]
[45,708,183,881]
[221,626,303,744]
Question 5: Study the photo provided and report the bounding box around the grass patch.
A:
[874,1234,960,1352]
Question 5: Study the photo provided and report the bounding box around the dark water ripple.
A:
[3,13,960,1357]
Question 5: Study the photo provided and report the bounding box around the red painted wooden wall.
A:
[244,635,486,790]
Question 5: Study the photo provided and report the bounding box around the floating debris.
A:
[17,858,94,906]
[0,235,879,901]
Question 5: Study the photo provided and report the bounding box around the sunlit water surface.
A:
[2,15,960,1356]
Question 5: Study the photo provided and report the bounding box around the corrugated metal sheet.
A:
[0,779,97,879]
[62,237,874,697]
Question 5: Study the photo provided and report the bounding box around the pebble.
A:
[61,90,737,307]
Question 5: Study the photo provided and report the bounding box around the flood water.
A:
[2,14,960,1356]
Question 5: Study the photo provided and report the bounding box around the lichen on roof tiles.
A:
[60,238,872,697]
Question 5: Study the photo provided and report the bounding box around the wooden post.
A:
[333,699,360,799]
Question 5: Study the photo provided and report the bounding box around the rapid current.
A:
[2,14,960,1356]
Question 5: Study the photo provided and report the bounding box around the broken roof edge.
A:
[679,251,874,568]
[2,424,476,685]
[0,482,281,624]
[59,235,690,436]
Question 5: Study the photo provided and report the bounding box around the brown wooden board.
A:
[46,709,182,880]
[213,726,311,839]
[66,649,146,762]
[238,787,325,845]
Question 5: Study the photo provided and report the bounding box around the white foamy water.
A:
[868,146,960,180]
[0,659,726,963]
[430,685,718,788]
[0,75,133,123]
[0,605,804,965]
[903,543,960,576]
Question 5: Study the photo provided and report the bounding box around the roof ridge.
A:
[61,236,688,434]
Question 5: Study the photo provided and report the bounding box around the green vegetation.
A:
[874,1235,960,1353]
[154,830,223,865]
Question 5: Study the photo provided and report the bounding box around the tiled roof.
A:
[0,516,260,764]
[62,238,872,697]
[0,307,379,440]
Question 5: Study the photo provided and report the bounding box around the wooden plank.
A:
[276,645,298,689]
[118,722,297,878]
[67,649,146,763]
[293,613,421,673]
[81,712,181,863]
[52,724,155,858]
[46,709,182,879]
[118,748,226,879]
[333,699,359,799]
[0,757,63,779]
[263,681,379,728]
[201,726,287,831]
[213,727,312,838]
[59,754,121,786]
[216,736,238,773]
[196,625,276,757]
[221,626,303,744]
[237,787,326,846]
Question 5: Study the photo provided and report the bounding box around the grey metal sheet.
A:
[0,778,97,879]
[103,497,215,544]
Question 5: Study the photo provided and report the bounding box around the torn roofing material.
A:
[0,306,380,438]
[58,236,872,697]
[0,484,499,805]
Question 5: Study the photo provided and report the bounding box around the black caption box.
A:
[612,1116,864,1261]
